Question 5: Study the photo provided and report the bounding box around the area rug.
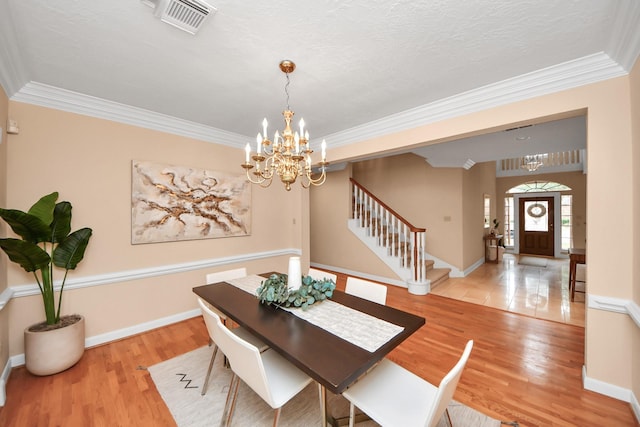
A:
[518,256,548,267]
[149,346,509,426]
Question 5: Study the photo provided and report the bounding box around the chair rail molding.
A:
[587,294,640,329]
[7,248,300,299]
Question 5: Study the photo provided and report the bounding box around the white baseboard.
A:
[0,356,10,406]
[8,308,202,371]
[582,365,632,402]
[632,391,640,425]
[310,263,408,288]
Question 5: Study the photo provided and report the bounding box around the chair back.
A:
[345,277,387,305]
[426,340,474,427]
[206,267,247,284]
[197,297,223,343]
[209,305,275,407]
[307,268,338,283]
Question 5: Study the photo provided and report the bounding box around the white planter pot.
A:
[24,315,85,376]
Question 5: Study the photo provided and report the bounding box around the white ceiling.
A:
[0,0,638,167]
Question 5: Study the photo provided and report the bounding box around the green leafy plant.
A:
[256,273,336,310]
[0,192,93,325]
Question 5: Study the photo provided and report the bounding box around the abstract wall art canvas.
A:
[131,160,251,244]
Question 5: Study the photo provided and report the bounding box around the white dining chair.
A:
[342,340,474,427]
[209,304,315,427]
[200,268,251,394]
[307,267,338,283]
[345,276,388,305]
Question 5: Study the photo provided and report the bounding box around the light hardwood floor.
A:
[1,268,636,426]
[431,253,586,327]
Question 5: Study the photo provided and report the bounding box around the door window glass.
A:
[524,201,548,232]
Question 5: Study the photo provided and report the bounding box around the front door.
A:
[519,197,554,256]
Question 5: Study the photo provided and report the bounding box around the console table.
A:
[484,234,503,263]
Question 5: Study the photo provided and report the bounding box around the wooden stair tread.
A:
[427,267,450,287]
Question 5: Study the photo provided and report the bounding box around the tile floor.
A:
[430,253,585,327]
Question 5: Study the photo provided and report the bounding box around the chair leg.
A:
[201,344,219,396]
[444,407,453,427]
[272,407,282,427]
[221,373,240,427]
[349,403,356,427]
[225,374,241,427]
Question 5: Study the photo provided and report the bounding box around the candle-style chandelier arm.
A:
[241,60,328,191]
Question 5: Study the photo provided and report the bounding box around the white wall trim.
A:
[324,53,626,148]
[7,54,627,153]
[588,294,640,329]
[0,287,14,311]
[582,365,632,403]
[0,356,10,406]
[8,307,202,371]
[631,391,640,425]
[8,248,300,299]
[10,82,249,148]
[310,263,407,289]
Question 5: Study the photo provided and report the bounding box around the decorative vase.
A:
[24,314,85,376]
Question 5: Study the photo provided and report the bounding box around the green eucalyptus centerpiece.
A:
[256,273,336,310]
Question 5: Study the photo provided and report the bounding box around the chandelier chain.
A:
[284,72,291,111]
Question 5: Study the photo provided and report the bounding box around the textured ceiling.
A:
[0,0,638,166]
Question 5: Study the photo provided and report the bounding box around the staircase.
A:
[349,179,450,294]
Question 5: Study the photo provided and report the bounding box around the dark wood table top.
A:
[192,279,425,394]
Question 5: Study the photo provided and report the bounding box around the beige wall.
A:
[630,55,640,412]
[496,170,587,249]
[312,75,636,395]
[462,161,496,268]
[309,165,398,279]
[0,85,8,383]
[3,102,307,356]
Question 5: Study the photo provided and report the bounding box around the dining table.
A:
[192,273,425,426]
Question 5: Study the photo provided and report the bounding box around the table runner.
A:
[226,275,404,352]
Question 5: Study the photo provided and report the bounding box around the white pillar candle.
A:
[287,256,302,291]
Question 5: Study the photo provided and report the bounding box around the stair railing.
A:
[350,178,427,283]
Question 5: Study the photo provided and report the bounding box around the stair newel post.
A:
[420,231,426,282]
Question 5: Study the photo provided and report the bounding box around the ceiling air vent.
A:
[160,0,216,35]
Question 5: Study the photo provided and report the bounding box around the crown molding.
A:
[324,52,627,147]
[608,0,640,71]
[6,52,629,151]
[10,82,249,148]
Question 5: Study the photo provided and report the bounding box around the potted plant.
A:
[0,192,92,375]
[491,218,500,235]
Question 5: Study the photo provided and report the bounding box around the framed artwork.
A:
[131,160,251,244]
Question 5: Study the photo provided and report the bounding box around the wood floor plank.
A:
[0,271,637,426]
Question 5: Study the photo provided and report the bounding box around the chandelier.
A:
[242,60,328,191]
[521,154,544,172]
